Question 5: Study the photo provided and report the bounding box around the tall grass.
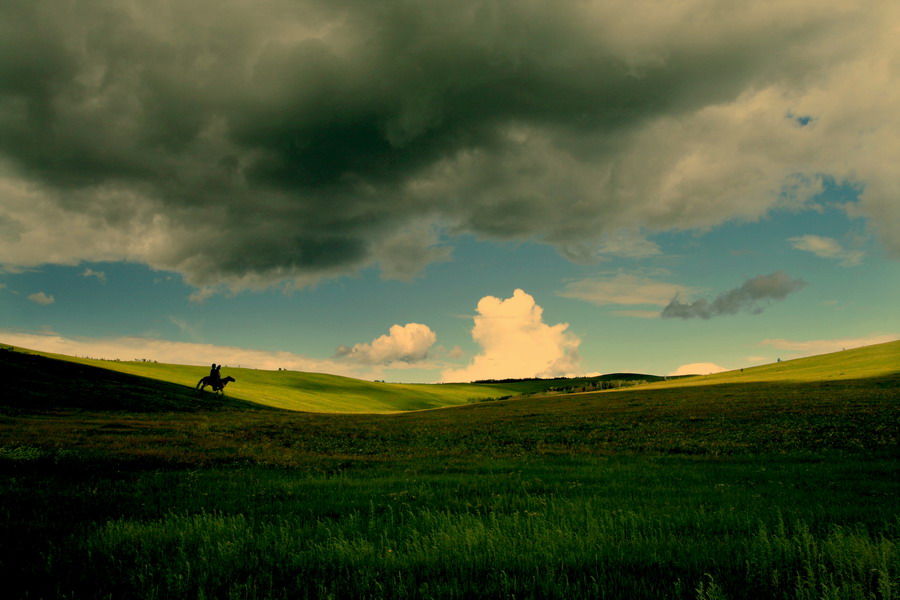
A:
[80,512,892,600]
[746,518,896,600]
[6,455,898,599]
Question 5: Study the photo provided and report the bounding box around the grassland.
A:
[1,341,898,599]
[7,347,657,413]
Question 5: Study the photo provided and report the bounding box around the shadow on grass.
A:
[0,349,279,414]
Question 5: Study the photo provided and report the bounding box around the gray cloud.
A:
[1,1,898,290]
[661,271,806,319]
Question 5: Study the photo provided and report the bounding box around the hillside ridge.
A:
[2,339,897,414]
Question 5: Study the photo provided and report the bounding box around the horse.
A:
[196,375,235,394]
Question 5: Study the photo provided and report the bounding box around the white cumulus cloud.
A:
[336,323,437,365]
[668,362,728,376]
[441,289,581,382]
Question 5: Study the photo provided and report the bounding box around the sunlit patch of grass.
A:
[641,339,900,389]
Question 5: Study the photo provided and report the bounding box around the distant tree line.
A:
[467,378,652,404]
[544,379,644,393]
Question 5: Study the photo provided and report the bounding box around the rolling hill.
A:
[0,344,658,413]
[633,339,900,388]
[1,339,897,414]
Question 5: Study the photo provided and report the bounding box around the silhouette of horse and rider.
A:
[196,363,235,394]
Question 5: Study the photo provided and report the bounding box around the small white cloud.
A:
[81,268,107,283]
[441,289,581,382]
[668,362,728,376]
[788,235,864,266]
[560,273,692,307]
[337,323,437,365]
[27,291,54,305]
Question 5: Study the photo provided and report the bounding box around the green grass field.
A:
[1,349,520,412]
[1,340,898,599]
[0,345,668,413]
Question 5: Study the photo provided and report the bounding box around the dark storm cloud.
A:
[0,0,897,288]
[661,271,806,319]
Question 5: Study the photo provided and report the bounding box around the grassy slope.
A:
[0,345,535,413]
[2,344,666,413]
[634,339,900,391]
[3,339,898,413]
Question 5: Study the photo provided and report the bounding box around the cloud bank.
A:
[441,289,580,382]
[0,331,352,374]
[662,271,806,319]
[0,325,440,379]
[1,1,899,290]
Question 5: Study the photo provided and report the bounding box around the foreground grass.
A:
[4,451,897,600]
[3,424,897,597]
[1,343,898,599]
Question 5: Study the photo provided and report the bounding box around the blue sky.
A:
[1,1,898,382]
[3,180,897,382]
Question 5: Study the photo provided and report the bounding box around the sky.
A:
[1,0,898,383]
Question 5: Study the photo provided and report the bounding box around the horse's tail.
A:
[196,377,207,390]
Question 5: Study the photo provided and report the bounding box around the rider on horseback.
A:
[210,363,222,387]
